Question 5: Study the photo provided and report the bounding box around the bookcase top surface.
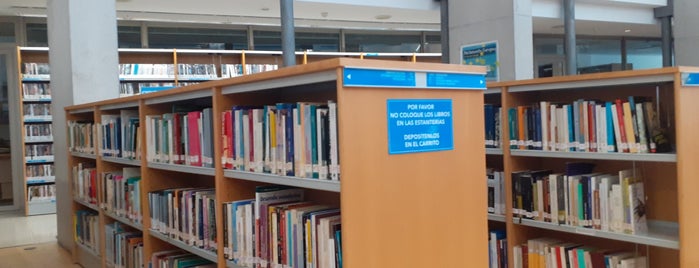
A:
[65,57,487,111]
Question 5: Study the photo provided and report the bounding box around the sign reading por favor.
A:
[387,99,454,154]
[343,67,486,90]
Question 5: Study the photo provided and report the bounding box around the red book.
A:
[614,99,629,153]
[187,111,202,166]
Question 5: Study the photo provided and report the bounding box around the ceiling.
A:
[0,0,663,36]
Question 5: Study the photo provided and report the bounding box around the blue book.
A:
[535,106,542,150]
[567,105,575,152]
[335,230,343,268]
[484,104,494,148]
[605,102,616,152]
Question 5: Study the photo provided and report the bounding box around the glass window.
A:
[253,30,281,51]
[425,34,441,53]
[0,22,15,43]
[118,26,141,48]
[296,31,339,52]
[577,39,623,74]
[534,37,564,56]
[26,23,48,47]
[148,27,248,49]
[345,32,422,53]
[626,39,662,70]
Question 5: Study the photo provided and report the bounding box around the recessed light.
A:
[625,29,631,33]
[261,7,270,11]
[375,14,392,20]
[321,12,329,18]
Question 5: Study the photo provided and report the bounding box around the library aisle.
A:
[0,242,77,268]
[0,211,57,248]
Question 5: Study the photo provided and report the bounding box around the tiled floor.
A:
[0,210,57,248]
[0,242,78,268]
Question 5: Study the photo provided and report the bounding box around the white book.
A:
[611,184,624,233]
[254,109,264,173]
[549,174,558,224]
[513,245,522,268]
[628,182,648,234]
[599,105,608,153]
[549,104,558,151]
[537,178,545,221]
[328,101,340,181]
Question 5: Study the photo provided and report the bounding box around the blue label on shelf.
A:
[343,68,416,88]
[426,72,486,89]
[682,73,699,86]
[343,67,486,90]
[387,99,454,154]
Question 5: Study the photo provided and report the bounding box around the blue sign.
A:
[387,99,454,154]
[461,41,499,81]
[343,68,416,88]
[426,72,486,89]
[682,73,699,86]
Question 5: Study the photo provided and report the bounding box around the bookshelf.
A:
[17,47,56,216]
[65,58,488,268]
[486,66,699,267]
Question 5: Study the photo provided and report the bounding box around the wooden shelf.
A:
[488,214,506,222]
[223,170,340,192]
[515,218,679,249]
[26,176,56,185]
[149,230,218,263]
[510,149,677,162]
[102,156,141,166]
[103,209,143,231]
[71,152,97,160]
[147,162,215,176]
[73,197,99,211]
[76,241,101,258]
[485,148,503,155]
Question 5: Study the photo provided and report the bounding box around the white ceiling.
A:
[0,0,663,36]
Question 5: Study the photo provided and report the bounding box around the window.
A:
[295,31,339,52]
[118,26,141,48]
[626,39,662,70]
[345,32,422,53]
[253,30,281,51]
[26,23,48,47]
[0,22,15,43]
[148,27,248,49]
[577,38,623,73]
[425,34,441,53]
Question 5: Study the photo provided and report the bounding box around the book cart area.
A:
[65,58,489,268]
[485,67,699,268]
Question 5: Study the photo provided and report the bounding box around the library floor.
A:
[0,211,57,248]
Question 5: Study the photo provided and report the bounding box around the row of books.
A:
[25,144,54,161]
[485,104,502,148]
[487,168,506,215]
[221,64,279,78]
[221,102,340,181]
[73,163,97,205]
[148,187,217,253]
[177,64,218,79]
[151,250,215,268]
[512,163,648,235]
[25,124,53,141]
[75,210,100,253]
[68,121,96,154]
[222,186,341,268]
[23,63,50,76]
[513,237,647,268]
[489,230,507,268]
[27,184,55,201]
[26,164,54,179]
[119,64,175,78]
[23,103,52,120]
[22,83,51,100]
[120,82,175,97]
[146,108,214,167]
[105,222,144,268]
[101,111,141,159]
[102,168,142,224]
[508,98,670,154]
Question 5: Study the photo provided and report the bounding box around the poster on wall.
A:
[461,41,499,81]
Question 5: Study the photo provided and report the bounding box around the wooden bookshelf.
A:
[65,58,487,268]
[486,66,699,267]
